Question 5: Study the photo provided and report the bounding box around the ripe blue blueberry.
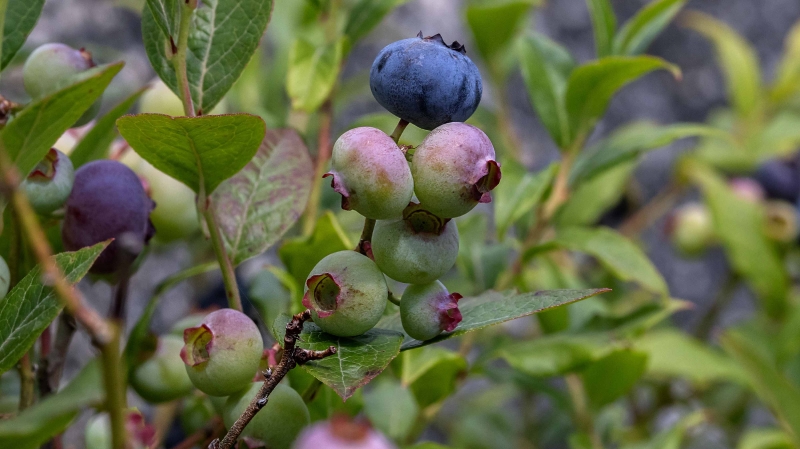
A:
[754,159,800,203]
[370,33,482,130]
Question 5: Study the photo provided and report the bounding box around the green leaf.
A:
[552,226,668,295]
[582,348,647,409]
[211,129,313,266]
[286,37,344,112]
[70,88,146,168]
[722,328,800,446]
[378,289,610,351]
[1,0,45,69]
[278,211,351,289]
[0,360,103,449]
[142,0,274,114]
[684,11,762,117]
[585,0,616,58]
[494,161,556,240]
[497,333,611,377]
[569,122,724,187]
[0,241,109,375]
[273,315,404,400]
[613,0,686,56]
[555,161,635,227]
[344,0,408,47]
[686,161,788,317]
[364,380,419,442]
[116,113,266,195]
[144,0,181,40]
[466,1,536,63]
[737,428,794,449]
[518,33,575,148]
[401,347,467,408]
[771,20,800,104]
[622,411,705,449]
[565,56,680,143]
[634,328,747,386]
[2,63,123,180]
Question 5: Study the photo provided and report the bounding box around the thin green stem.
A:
[173,1,196,117]
[101,324,127,449]
[17,353,34,410]
[301,378,323,403]
[203,205,242,312]
[390,119,409,143]
[565,374,603,449]
[387,291,401,306]
[0,0,8,82]
[302,100,333,236]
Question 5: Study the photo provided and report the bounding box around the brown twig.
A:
[209,310,336,449]
[17,353,34,410]
[619,183,684,237]
[40,313,77,398]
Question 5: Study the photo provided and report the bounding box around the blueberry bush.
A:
[0,1,799,449]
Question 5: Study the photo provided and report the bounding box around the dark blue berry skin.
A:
[754,159,800,203]
[62,160,155,275]
[370,34,482,130]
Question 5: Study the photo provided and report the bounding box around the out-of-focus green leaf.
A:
[0,360,103,449]
[622,411,705,449]
[634,328,747,386]
[722,328,800,446]
[551,226,668,295]
[737,428,794,449]
[613,0,686,56]
[2,63,123,180]
[70,88,145,168]
[273,315,404,401]
[556,161,635,227]
[569,122,725,187]
[364,380,419,442]
[401,347,467,408]
[518,33,575,149]
[405,443,451,449]
[278,211,351,289]
[0,242,109,375]
[495,161,556,240]
[287,37,344,112]
[211,129,313,266]
[1,0,45,69]
[497,333,611,377]
[684,11,762,117]
[565,56,680,144]
[117,113,266,195]
[771,19,800,104]
[344,0,409,47]
[582,299,689,338]
[466,1,536,63]
[586,0,616,58]
[686,161,788,317]
[746,111,800,162]
[378,289,610,351]
[582,349,647,409]
[141,0,274,114]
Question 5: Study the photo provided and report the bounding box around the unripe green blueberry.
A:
[411,122,501,218]
[180,394,216,435]
[372,203,459,284]
[668,203,715,257]
[764,200,800,243]
[181,308,263,397]
[223,382,309,449]
[23,43,100,127]
[85,410,154,449]
[293,415,397,449]
[325,127,413,220]
[20,149,74,216]
[130,334,194,403]
[0,255,9,299]
[400,281,462,341]
[303,251,388,337]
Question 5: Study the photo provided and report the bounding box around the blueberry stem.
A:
[302,99,334,236]
[203,204,243,312]
[387,290,401,306]
[390,118,409,144]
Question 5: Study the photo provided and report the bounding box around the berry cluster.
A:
[303,33,501,341]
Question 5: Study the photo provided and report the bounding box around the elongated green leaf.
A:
[494,161,556,240]
[344,0,408,47]
[401,347,466,408]
[497,333,612,377]
[2,63,123,180]
[0,241,109,375]
[212,129,313,265]
[518,33,575,148]
[142,0,274,114]
[117,113,266,195]
[613,0,686,56]
[364,380,419,442]
[1,0,45,69]
[684,11,762,117]
[273,315,404,400]
[552,226,668,295]
[286,37,344,112]
[686,161,788,317]
[737,428,794,449]
[0,360,103,449]
[278,211,351,289]
[70,88,146,168]
[622,411,705,449]
[583,349,647,408]
[466,1,535,63]
[569,122,725,186]
[555,161,635,227]
[586,0,616,57]
[771,19,800,104]
[565,56,679,143]
[378,289,610,351]
[145,0,181,40]
[722,329,800,446]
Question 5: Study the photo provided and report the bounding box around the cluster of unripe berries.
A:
[303,33,499,341]
[668,157,800,256]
